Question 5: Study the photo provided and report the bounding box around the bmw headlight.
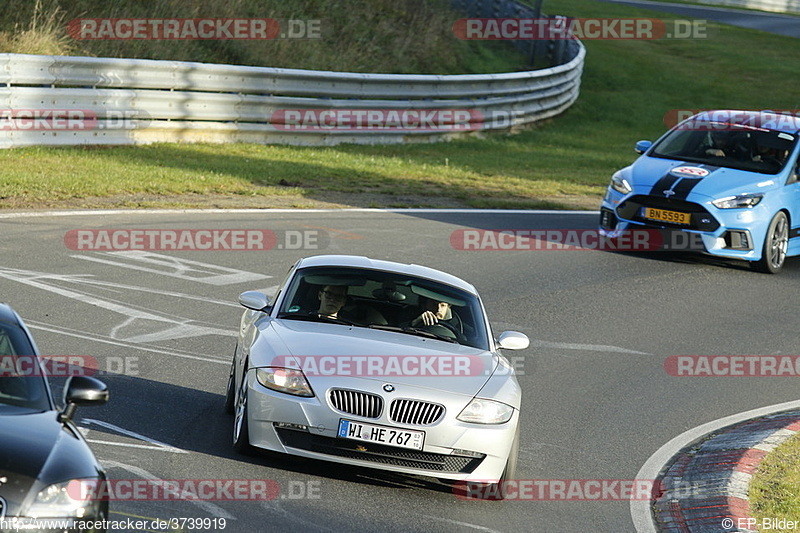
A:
[610,171,632,195]
[457,398,514,424]
[256,367,314,397]
[28,479,102,519]
[712,193,764,209]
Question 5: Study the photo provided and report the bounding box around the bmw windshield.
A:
[650,122,798,175]
[276,266,490,350]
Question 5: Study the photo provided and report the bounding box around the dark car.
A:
[0,303,109,533]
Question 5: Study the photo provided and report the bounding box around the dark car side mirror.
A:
[59,375,109,422]
[635,140,652,154]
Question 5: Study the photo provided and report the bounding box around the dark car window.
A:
[0,322,50,411]
[650,123,797,175]
[278,266,490,350]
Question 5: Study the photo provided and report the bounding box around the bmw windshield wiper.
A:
[276,311,359,326]
[368,324,458,343]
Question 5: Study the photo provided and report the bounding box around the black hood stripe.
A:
[648,165,720,200]
[669,177,703,199]
[650,174,681,197]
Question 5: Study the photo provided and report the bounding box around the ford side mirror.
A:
[635,140,652,154]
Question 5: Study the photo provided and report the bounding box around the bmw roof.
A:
[295,255,477,294]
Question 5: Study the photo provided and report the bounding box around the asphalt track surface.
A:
[3,208,800,532]
[596,0,800,38]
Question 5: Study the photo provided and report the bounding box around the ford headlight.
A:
[256,367,314,397]
[712,193,763,209]
[610,172,632,194]
[28,479,102,519]
[457,398,514,424]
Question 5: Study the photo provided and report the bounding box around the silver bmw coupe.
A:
[224,255,528,492]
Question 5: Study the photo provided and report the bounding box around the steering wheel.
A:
[424,321,461,341]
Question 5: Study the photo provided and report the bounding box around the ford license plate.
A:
[643,207,691,225]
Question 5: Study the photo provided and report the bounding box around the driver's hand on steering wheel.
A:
[412,311,439,327]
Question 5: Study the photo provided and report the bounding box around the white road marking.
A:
[492,321,651,356]
[72,251,269,286]
[26,320,228,365]
[0,208,599,219]
[0,266,235,343]
[528,339,651,355]
[258,500,338,532]
[54,275,240,308]
[100,460,235,520]
[83,418,189,453]
[85,439,189,453]
[423,516,502,533]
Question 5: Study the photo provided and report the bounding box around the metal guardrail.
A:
[0,3,585,147]
[689,0,799,13]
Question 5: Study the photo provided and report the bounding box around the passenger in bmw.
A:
[316,284,387,325]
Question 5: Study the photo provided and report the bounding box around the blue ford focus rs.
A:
[599,110,800,273]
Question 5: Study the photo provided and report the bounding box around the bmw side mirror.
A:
[635,140,652,154]
[60,375,109,421]
[497,331,530,350]
[238,291,271,312]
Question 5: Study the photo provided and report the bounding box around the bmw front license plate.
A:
[338,419,425,450]
[643,207,691,225]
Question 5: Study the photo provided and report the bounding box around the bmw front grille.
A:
[329,389,383,419]
[389,399,445,426]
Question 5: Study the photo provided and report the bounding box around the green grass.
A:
[1,0,800,210]
[750,432,800,531]
[0,0,525,74]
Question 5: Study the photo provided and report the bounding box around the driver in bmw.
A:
[317,285,348,318]
[409,297,464,336]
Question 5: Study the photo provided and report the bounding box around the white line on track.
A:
[258,500,338,532]
[83,418,188,453]
[100,460,235,520]
[85,439,189,452]
[50,275,240,308]
[630,399,800,532]
[423,515,502,533]
[0,208,600,219]
[26,320,228,364]
[0,266,235,344]
[529,339,652,355]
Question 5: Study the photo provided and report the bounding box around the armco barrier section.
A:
[690,0,799,13]
[0,0,585,148]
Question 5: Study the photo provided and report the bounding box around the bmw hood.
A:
[0,410,102,515]
[252,319,499,397]
[630,157,781,200]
